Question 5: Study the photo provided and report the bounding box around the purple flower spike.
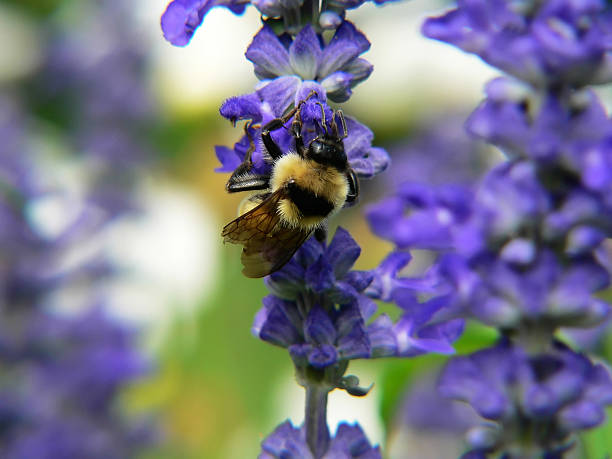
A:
[161,0,248,46]
[260,420,381,458]
[414,2,612,457]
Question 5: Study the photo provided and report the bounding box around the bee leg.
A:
[226,172,270,193]
[226,123,271,193]
[291,113,308,158]
[314,226,327,242]
[262,91,321,160]
[261,117,287,161]
[345,169,359,203]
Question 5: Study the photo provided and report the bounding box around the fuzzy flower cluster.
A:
[366,1,612,457]
[423,0,612,87]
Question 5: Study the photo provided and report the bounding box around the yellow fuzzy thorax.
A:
[271,153,349,229]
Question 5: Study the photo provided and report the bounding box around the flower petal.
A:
[289,25,322,80]
[246,26,293,79]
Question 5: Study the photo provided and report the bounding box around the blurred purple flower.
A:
[0,1,159,453]
[401,373,480,434]
[36,0,159,218]
[387,114,492,187]
[259,420,381,458]
[439,340,612,456]
[387,371,481,459]
[423,0,612,87]
[369,158,612,331]
[0,113,155,455]
[0,308,153,459]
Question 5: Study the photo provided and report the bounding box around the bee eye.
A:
[310,140,332,158]
[311,140,325,155]
[308,138,347,169]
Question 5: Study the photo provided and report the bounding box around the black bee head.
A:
[307,135,348,171]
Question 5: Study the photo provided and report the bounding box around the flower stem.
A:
[301,0,320,29]
[305,383,330,458]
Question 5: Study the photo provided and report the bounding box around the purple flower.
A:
[265,227,373,304]
[468,78,612,165]
[367,292,464,358]
[414,2,612,456]
[438,340,612,455]
[388,371,481,459]
[254,295,372,368]
[259,420,381,458]
[423,0,612,87]
[245,22,373,102]
[0,162,155,457]
[161,0,248,46]
[217,93,388,178]
[253,228,374,368]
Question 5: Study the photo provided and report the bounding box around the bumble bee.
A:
[221,96,359,278]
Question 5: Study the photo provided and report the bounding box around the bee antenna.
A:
[335,109,348,139]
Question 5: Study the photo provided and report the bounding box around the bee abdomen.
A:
[287,180,335,218]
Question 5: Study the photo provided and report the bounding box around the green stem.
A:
[303,0,320,29]
[305,384,330,458]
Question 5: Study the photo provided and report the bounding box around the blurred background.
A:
[2,0,612,457]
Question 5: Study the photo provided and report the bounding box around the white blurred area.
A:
[136,0,262,114]
[136,0,499,116]
[26,147,220,345]
[102,182,220,332]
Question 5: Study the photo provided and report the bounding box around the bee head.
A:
[307,135,348,171]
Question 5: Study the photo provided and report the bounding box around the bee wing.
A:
[222,188,313,278]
